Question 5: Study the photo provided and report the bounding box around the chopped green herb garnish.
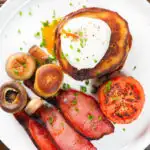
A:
[28,11,32,16]
[49,117,54,125]
[79,31,83,36]
[65,53,69,57]
[94,59,98,63]
[76,58,80,62]
[80,86,87,93]
[52,19,57,25]
[13,69,19,75]
[82,5,87,8]
[64,35,67,38]
[61,52,65,59]
[17,81,23,85]
[22,63,26,68]
[104,81,112,93]
[20,47,23,51]
[122,128,126,132]
[52,10,56,19]
[98,116,102,121]
[67,28,71,32]
[41,20,49,27]
[84,38,88,42]
[133,66,136,70]
[40,39,46,47]
[88,114,94,121]
[85,80,89,85]
[112,97,119,101]
[34,32,40,38]
[62,83,71,90]
[77,48,81,53]
[19,11,23,16]
[74,93,78,96]
[69,2,73,6]
[18,29,21,34]
[36,60,41,67]
[80,38,87,48]
[47,55,56,63]
[80,38,84,48]
[70,44,74,50]
[52,49,56,57]
[72,99,77,105]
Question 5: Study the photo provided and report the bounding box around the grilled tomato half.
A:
[98,75,145,124]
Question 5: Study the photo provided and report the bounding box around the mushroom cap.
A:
[34,64,63,98]
[0,81,28,113]
[6,52,36,80]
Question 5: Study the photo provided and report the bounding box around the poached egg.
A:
[61,16,111,70]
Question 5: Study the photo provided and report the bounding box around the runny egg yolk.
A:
[41,19,60,55]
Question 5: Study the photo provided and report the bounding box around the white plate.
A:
[0,0,150,150]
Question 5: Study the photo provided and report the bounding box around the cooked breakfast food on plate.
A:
[15,112,57,150]
[0,6,145,150]
[98,75,145,124]
[6,52,36,80]
[37,106,96,150]
[34,64,63,98]
[55,8,132,80]
[0,81,28,113]
[29,45,49,65]
[57,90,114,139]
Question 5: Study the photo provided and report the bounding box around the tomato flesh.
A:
[98,76,145,124]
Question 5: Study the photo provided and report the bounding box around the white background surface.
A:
[0,0,150,150]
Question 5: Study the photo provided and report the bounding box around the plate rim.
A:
[0,0,150,150]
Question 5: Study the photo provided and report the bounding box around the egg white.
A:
[61,16,111,70]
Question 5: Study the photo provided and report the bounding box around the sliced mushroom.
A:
[0,81,28,113]
[34,64,63,98]
[6,52,36,80]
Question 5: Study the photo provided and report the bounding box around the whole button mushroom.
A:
[6,52,36,80]
[0,81,28,113]
[34,64,64,98]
